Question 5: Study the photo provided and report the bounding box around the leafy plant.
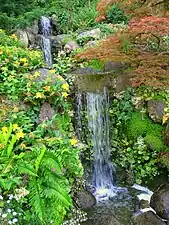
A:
[106,5,129,24]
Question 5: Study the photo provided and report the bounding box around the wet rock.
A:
[39,102,55,123]
[77,28,101,40]
[49,36,62,54]
[16,30,29,48]
[76,190,96,209]
[135,211,166,225]
[64,40,80,53]
[104,61,128,72]
[147,99,167,123]
[150,184,169,219]
[139,200,150,209]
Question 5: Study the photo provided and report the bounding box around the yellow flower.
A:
[5,59,9,63]
[62,83,69,91]
[16,130,25,140]
[2,126,8,133]
[13,107,19,112]
[20,143,26,149]
[0,50,3,55]
[71,138,78,147]
[13,124,20,131]
[34,71,40,77]
[35,92,45,99]
[49,69,55,74]
[11,34,18,40]
[46,77,52,82]
[62,92,69,98]
[43,86,51,92]
[20,58,27,63]
[23,63,28,67]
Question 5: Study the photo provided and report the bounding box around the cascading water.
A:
[40,16,52,67]
[86,88,117,201]
[76,93,83,140]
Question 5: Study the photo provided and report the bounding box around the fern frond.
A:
[35,146,46,173]
[29,179,45,221]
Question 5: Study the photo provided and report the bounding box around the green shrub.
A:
[106,5,129,24]
[94,23,115,37]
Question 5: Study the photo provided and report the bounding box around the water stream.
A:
[40,16,52,67]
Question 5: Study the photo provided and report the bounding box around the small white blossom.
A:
[2,213,7,218]
[0,195,3,200]
[7,209,12,213]
[13,212,17,216]
[9,194,14,200]
[7,200,10,204]
[8,221,12,224]
[12,218,18,223]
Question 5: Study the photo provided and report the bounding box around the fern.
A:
[29,179,45,222]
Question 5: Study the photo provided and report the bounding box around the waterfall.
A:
[40,16,52,67]
[86,88,117,200]
[76,87,127,201]
[76,93,83,140]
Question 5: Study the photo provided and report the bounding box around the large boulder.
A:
[76,190,96,209]
[104,61,128,72]
[147,100,167,123]
[77,28,101,40]
[135,211,166,225]
[39,102,55,123]
[16,30,29,48]
[64,40,80,53]
[150,184,169,219]
[26,21,39,47]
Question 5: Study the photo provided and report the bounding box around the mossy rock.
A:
[127,112,162,139]
[126,112,164,151]
[144,134,164,152]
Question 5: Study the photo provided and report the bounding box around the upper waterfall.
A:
[40,16,52,67]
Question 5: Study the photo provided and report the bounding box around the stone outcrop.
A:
[147,99,167,123]
[150,184,169,220]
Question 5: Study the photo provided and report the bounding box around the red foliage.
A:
[129,16,169,37]
[76,0,169,88]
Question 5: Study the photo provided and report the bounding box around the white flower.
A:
[13,212,17,216]
[8,221,12,224]
[9,194,14,200]
[12,218,18,223]
[2,213,7,218]
[7,200,10,203]
[7,209,12,213]
[0,195,3,200]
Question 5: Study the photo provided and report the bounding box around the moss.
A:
[86,59,104,70]
[144,134,164,151]
[126,111,164,151]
